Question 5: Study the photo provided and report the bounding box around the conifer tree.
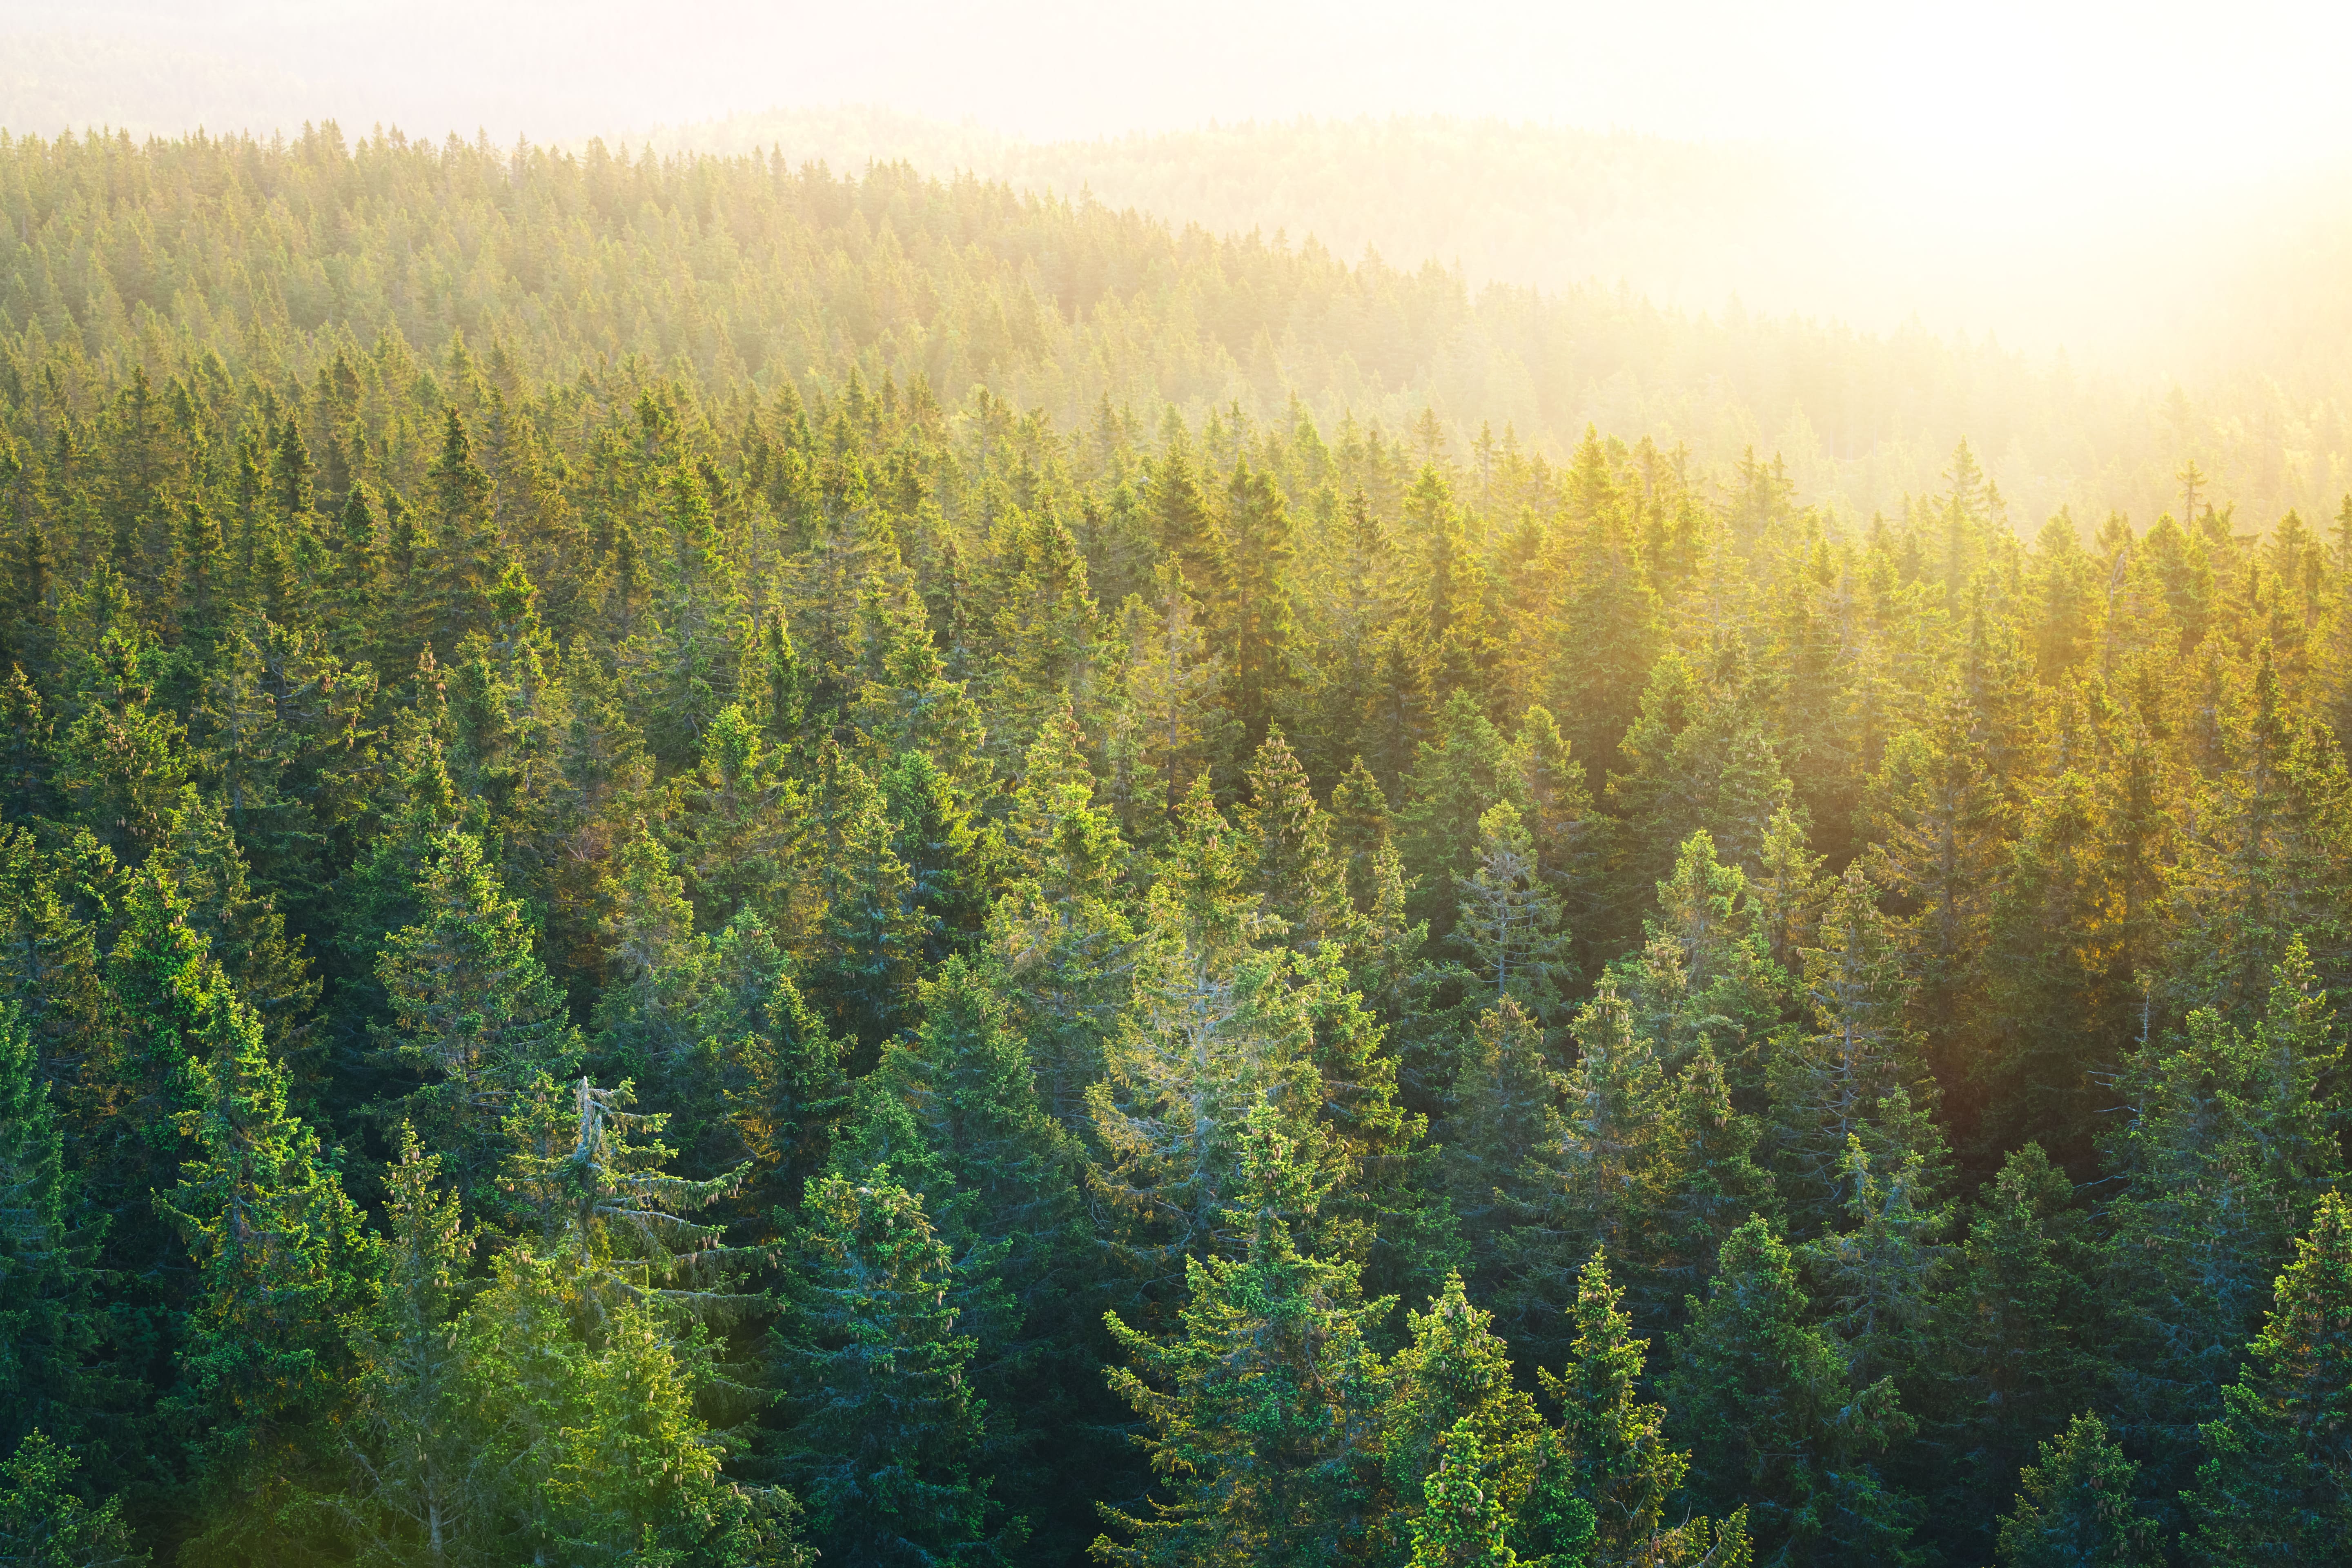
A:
[373,827,579,1210]
[808,741,928,1047]
[1085,881,1317,1276]
[1097,1100,1388,1568]
[1543,1251,1750,1568]
[1374,1273,1543,1566]
[83,862,218,1283]
[1933,1144,2095,1553]
[470,1078,798,1568]
[1439,1000,1561,1279]
[158,965,378,1548]
[2183,1189,2352,1564]
[774,1169,1013,1567]
[1496,979,1672,1350]
[54,619,188,860]
[989,703,1136,1129]
[324,1125,491,1568]
[671,701,806,942]
[1398,693,1516,944]
[1800,1127,1951,1390]
[148,788,320,1087]
[1239,728,1356,958]
[1618,830,1783,1076]
[1651,1041,1774,1316]
[1405,1423,1521,1568]
[1507,704,1604,950]
[497,1075,758,1321]
[2100,938,2345,1493]
[1456,802,1572,1024]
[0,1002,111,1460]
[0,1430,146,1568]
[1105,562,1227,840]
[1607,637,1790,894]
[595,829,846,1193]
[1665,1218,1918,1567]
[1217,460,1298,759]
[1993,1414,2160,1568]
[1766,862,1930,1237]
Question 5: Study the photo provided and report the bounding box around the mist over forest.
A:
[3,7,2352,1567]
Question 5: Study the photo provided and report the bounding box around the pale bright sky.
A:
[9,0,2348,179]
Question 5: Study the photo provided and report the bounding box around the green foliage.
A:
[2184,1190,2352,1564]
[1993,1414,2160,1568]
[1664,1218,1918,1568]
[0,1003,111,1458]
[1541,1251,1747,1568]
[0,1431,146,1568]
[775,1170,1013,1567]
[1097,1101,1388,1568]
[156,959,378,1552]
[1406,1423,1521,1568]
[2099,938,2345,1495]
[372,827,579,1212]
[7,118,2352,1568]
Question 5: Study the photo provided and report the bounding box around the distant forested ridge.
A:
[9,120,2348,528]
[2,125,2351,1568]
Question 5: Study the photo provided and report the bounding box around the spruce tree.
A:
[1439,1000,1561,1282]
[2100,938,2344,1494]
[1766,861,1930,1238]
[1664,1218,1917,1567]
[1932,1143,2095,1556]
[158,966,378,1553]
[1405,1423,1522,1568]
[1086,788,1324,1279]
[323,1125,490,1567]
[1496,979,1672,1353]
[466,1078,797,1568]
[1097,1101,1387,1568]
[1376,1273,1544,1566]
[773,1169,1012,1567]
[1651,1041,1774,1316]
[1543,1251,1749,1568]
[988,702,1136,1130]
[2184,1189,2352,1564]
[372,827,579,1212]
[0,1002,112,1460]
[1992,1413,2160,1568]
[670,701,806,942]
[1239,728,1356,958]
[0,1430,146,1568]
[1456,802,1572,1025]
[1617,830,1783,1077]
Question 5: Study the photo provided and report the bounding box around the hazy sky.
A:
[8,0,2348,180]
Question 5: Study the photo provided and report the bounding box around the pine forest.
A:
[1,122,2350,1568]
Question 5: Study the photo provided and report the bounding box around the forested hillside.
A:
[13,120,2350,531]
[3,125,2352,1568]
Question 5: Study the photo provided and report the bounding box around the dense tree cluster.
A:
[7,120,2335,529]
[3,129,2352,1568]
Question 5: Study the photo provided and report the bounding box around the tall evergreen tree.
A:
[1542,1250,1750,1568]
[2183,1189,2352,1564]
[774,1169,1014,1567]
[1664,1218,1918,1568]
[372,827,579,1212]
[2099,938,2345,1496]
[1097,1101,1388,1568]
[158,964,378,1558]
[0,1002,113,1461]
[1992,1413,2160,1568]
